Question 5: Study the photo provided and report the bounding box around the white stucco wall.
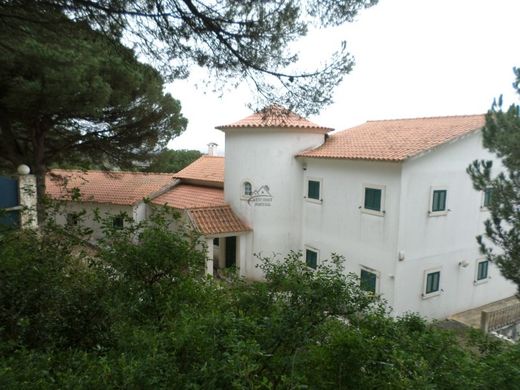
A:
[300,158,402,308]
[394,131,516,319]
[54,201,136,241]
[224,128,325,279]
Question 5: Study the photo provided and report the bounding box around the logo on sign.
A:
[247,185,273,207]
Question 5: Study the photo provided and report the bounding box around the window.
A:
[307,179,321,201]
[364,188,382,211]
[66,213,79,226]
[360,269,378,293]
[305,248,318,269]
[429,187,448,215]
[243,181,252,197]
[431,190,447,212]
[112,216,124,229]
[362,185,385,215]
[425,271,440,295]
[482,188,493,209]
[213,237,220,246]
[476,259,489,281]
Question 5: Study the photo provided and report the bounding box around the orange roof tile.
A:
[298,115,485,161]
[188,206,251,235]
[151,184,225,209]
[174,156,224,186]
[216,104,332,132]
[46,169,174,205]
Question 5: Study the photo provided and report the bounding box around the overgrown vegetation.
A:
[1,210,519,388]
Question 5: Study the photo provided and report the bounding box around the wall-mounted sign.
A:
[247,185,273,207]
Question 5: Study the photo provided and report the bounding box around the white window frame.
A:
[480,188,492,211]
[428,186,449,216]
[422,268,442,299]
[359,265,381,294]
[474,258,490,285]
[304,246,320,269]
[305,177,323,204]
[361,184,385,216]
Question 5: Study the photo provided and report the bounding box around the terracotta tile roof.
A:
[298,115,485,161]
[188,206,251,235]
[46,169,174,205]
[174,156,224,185]
[151,184,225,209]
[216,104,332,132]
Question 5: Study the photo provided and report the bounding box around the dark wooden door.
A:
[225,236,236,268]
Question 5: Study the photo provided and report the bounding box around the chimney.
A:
[207,142,218,156]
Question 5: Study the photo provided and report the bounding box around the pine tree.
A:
[468,68,520,292]
[0,8,187,219]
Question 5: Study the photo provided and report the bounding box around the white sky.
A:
[167,0,520,155]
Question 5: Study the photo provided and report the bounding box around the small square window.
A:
[482,188,493,208]
[213,238,220,246]
[431,190,447,212]
[305,248,318,269]
[66,213,79,226]
[307,180,321,201]
[112,216,124,229]
[477,260,489,281]
[364,187,382,212]
[425,271,440,295]
[360,269,378,293]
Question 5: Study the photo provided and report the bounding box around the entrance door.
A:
[225,236,236,268]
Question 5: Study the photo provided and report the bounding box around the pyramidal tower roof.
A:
[216,104,333,133]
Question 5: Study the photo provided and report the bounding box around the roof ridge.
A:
[49,168,174,176]
[366,113,485,123]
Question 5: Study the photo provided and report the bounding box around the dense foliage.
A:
[468,68,520,292]
[0,6,187,216]
[0,0,378,115]
[1,210,520,388]
[145,149,203,173]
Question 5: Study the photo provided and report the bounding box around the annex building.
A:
[47,105,517,320]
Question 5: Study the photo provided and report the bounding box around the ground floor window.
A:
[305,248,318,269]
[425,270,440,295]
[476,259,489,281]
[213,237,220,246]
[112,216,124,229]
[360,268,378,293]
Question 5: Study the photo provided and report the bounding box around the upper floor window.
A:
[482,188,493,209]
[306,179,321,202]
[305,248,318,269]
[243,181,252,197]
[429,187,448,216]
[362,185,385,216]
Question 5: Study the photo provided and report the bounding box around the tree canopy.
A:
[145,149,203,173]
[468,68,520,292]
[0,0,378,115]
[0,7,187,209]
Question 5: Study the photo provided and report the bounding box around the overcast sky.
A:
[167,0,520,155]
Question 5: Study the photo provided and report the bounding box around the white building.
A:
[216,105,516,319]
[47,105,516,320]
